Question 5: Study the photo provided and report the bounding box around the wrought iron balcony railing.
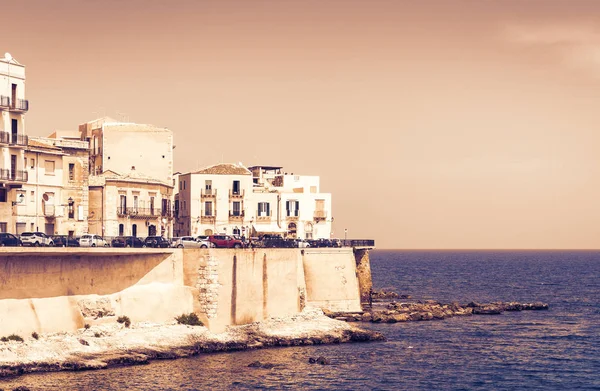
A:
[201,189,216,197]
[0,131,9,144]
[314,210,328,221]
[12,134,28,146]
[0,169,28,182]
[229,189,244,198]
[116,207,162,218]
[44,204,55,217]
[11,98,29,112]
[0,96,10,108]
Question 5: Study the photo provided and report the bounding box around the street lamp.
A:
[344,228,348,244]
[12,193,24,206]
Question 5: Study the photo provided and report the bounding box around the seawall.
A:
[0,247,368,335]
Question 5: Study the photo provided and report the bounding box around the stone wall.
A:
[0,247,366,335]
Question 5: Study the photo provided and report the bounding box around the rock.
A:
[308,357,317,363]
[361,312,372,322]
[472,305,503,315]
[524,302,549,310]
[392,313,410,322]
[79,339,89,346]
[248,361,263,368]
[399,294,412,299]
[466,301,481,308]
[13,387,32,391]
[316,356,331,365]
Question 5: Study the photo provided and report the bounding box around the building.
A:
[249,166,332,240]
[0,53,29,233]
[176,163,253,237]
[14,137,89,236]
[78,117,173,183]
[175,163,332,240]
[88,169,174,238]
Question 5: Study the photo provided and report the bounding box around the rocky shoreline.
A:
[326,290,549,323]
[0,308,383,380]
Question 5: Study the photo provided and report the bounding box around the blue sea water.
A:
[2,250,599,390]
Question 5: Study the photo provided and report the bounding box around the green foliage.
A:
[175,313,203,326]
[117,316,131,328]
[31,332,39,340]
[1,334,24,342]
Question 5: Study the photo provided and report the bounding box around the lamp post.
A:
[344,228,348,245]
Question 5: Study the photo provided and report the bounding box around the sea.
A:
[2,250,599,390]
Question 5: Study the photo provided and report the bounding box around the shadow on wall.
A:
[0,252,175,300]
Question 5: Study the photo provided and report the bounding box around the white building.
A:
[0,53,29,232]
[78,117,174,183]
[175,163,332,240]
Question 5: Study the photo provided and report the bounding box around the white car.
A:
[20,232,54,247]
[79,234,109,247]
[173,236,215,249]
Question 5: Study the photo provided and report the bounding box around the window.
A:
[31,191,34,201]
[204,201,213,216]
[0,189,5,203]
[174,200,179,217]
[69,163,75,181]
[30,223,34,231]
[45,160,55,175]
[31,158,35,169]
[183,180,186,190]
[183,200,186,212]
[119,224,124,236]
[120,195,127,213]
[78,205,84,221]
[150,196,155,214]
[232,180,240,195]
[179,181,182,191]
[132,224,137,237]
[68,199,75,219]
[258,202,270,217]
[0,222,6,233]
[133,195,139,212]
[232,201,241,216]
[205,180,212,190]
[286,200,299,217]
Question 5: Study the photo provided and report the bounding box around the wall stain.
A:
[262,253,268,319]
[230,255,237,325]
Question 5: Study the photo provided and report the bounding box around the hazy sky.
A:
[5,0,600,249]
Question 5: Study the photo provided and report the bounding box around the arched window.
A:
[287,222,297,238]
[119,224,124,236]
[233,227,240,236]
[205,229,213,235]
[132,224,137,237]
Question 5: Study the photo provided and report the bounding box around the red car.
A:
[208,235,244,248]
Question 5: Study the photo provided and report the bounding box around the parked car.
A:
[208,235,244,249]
[52,235,80,247]
[0,233,22,247]
[79,234,109,247]
[111,236,146,248]
[173,236,215,249]
[144,236,171,248]
[20,232,54,247]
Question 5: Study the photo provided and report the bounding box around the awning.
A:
[252,223,287,236]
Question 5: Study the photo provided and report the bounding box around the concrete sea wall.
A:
[0,247,365,335]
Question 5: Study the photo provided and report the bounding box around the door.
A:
[10,155,17,179]
[232,180,240,195]
[44,223,54,236]
[11,119,17,143]
[148,225,156,236]
[132,224,137,237]
[16,222,26,235]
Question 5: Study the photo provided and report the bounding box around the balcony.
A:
[0,169,28,182]
[11,98,29,112]
[255,215,271,223]
[314,210,328,222]
[116,207,161,218]
[0,131,9,144]
[201,189,216,198]
[0,96,9,108]
[44,204,55,217]
[286,212,299,221]
[229,189,244,198]
[201,215,215,224]
[229,211,244,222]
[12,134,28,146]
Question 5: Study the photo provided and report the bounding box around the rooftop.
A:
[191,163,251,176]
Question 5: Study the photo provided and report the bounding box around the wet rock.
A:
[472,306,503,315]
[79,339,89,346]
[308,357,317,363]
[392,313,410,322]
[316,356,331,365]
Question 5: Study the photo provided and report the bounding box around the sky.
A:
[4,0,600,249]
